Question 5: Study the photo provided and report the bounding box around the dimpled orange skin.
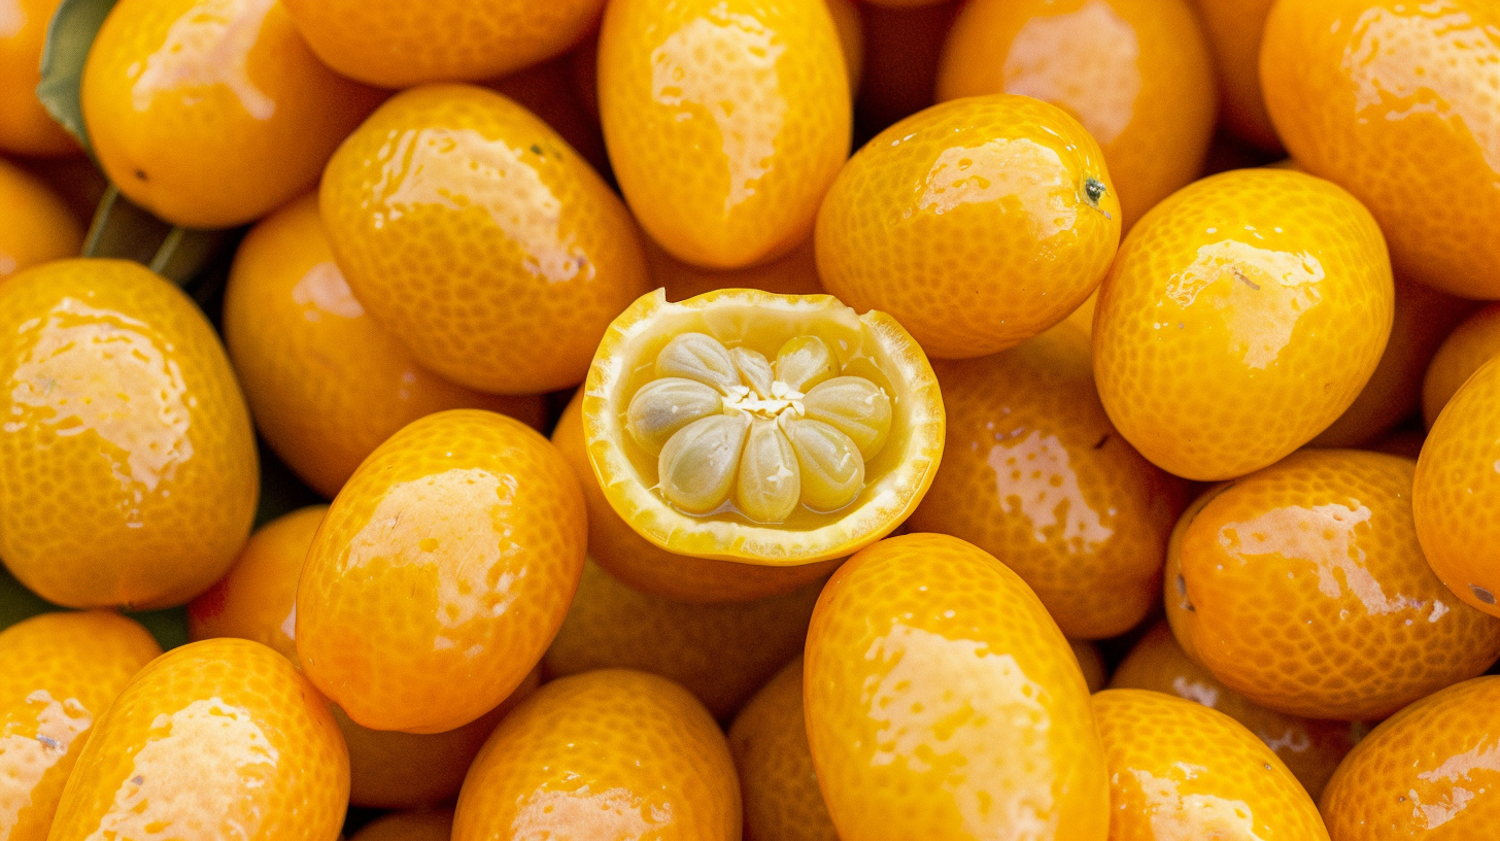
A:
[1319,676,1500,839]
[320,83,651,395]
[804,532,1110,841]
[0,160,82,282]
[283,0,603,89]
[1093,689,1330,840]
[1260,0,1500,299]
[1192,0,1282,151]
[729,656,839,841]
[0,611,160,841]
[1414,356,1500,618]
[297,409,587,734]
[1310,274,1474,448]
[1092,169,1393,481]
[453,669,741,841]
[47,638,348,841]
[936,0,1218,231]
[223,193,546,499]
[1422,302,1500,427]
[484,56,610,177]
[0,259,258,609]
[599,0,851,269]
[817,94,1122,359]
[1110,621,1365,800]
[187,506,541,810]
[0,0,77,155]
[907,323,1184,639]
[349,809,454,841]
[1174,449,1500,720]
[553,390,838,604]
[649,236,828,303]
[80,0,384,229]
[543,559,823,719]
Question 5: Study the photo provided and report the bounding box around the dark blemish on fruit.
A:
[1232,267,1260,291]
[530,144,543,156]
[1177,574,1195,612]
[1084,178,1106,205]
[1471,584,1496,605]
[1093,433,1110,450]
[1263,763,1272,771]
[36,734,60,749]
[131,775,144,786]
[134,169,148,181]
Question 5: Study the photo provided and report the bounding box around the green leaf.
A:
[82,185,231,286]
[35,0,119,153]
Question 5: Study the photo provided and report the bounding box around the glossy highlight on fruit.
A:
[1093,168,1393,480]
[1093,689,1330,840]
[1261,0,1500,299]
[320,83,651,394]
[0,259,258,609]
[804,532,1110,840]
[81,0,384,228]
[46,638,349,841]
[599,0,851,268]
[817,94,1122,359]
[908,323,1184,639]
[1414,355,1500,618]
[297,410,586,734]
[283,0,605,88]
[453,669,741,841]
[0,0,76,155]
[1172,449,1500,719]
[936,0,1218,229]
[223,193,546,498]
[1319,676,1500,839]
[0,159,82,282]
[0,611,161,841]
[584,288,944,564]
[729,656,838,841]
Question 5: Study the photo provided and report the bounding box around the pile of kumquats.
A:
[3,0,1500,838]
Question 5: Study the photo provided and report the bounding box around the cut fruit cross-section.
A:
[584,289,944,564]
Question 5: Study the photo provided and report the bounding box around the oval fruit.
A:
[0,259,258,609]
[453,669,741,841]
[46,637,348,841]
[817,94,1121,358]
[804,532,1110,840]
[320,83,650,394]
[1421,302,1500,427]
[0,159,82,282]
[728,656,838,841]
[297,410,586,733]
[1093,168,1393,480]
[0,0,77,156]
[584,288,944,564]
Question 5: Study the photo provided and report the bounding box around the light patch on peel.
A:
[509,785,674,838]
[1002,0,1142,145]
[916,139,1077,242]
[862,624,1058,839]
[1217,503,1424,617]
[1166,240,1326,369]
[291,262,363,320]
[84,698,278,840]
[345,469,525,650]
[1126,765,1268,840]
[0,2,26,39]
[5,298,194,509]
[651,8,787,213]
[131,0,276,121]
[1408,740,1500,829]
[986,429,1112,553]
[1344,5,1500,173]
[1169,676,1221,708]
[0,690,93,836]
[370,127,590,283]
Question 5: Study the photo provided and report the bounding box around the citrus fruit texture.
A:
[817,93,1122,359]
[728,656,838,841]
[0,159,82,282]
[81,0,384,228]
[598,0,851,268]
[297,410,586,734]
[584,288,944,564]
[223,193,546,499]
[320,83,650,394]
[0,0,77,155]
[1261,0,1500,299]
[453,669,741,841]
[1422,302,1500,426]
[0,611,160,841]
[937,0,1218,230]
[46,638,349,841]
[0,259,257,609]
[1093,168,1393,480]
[1172,449,1500,720]
[804,533,1110,840]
